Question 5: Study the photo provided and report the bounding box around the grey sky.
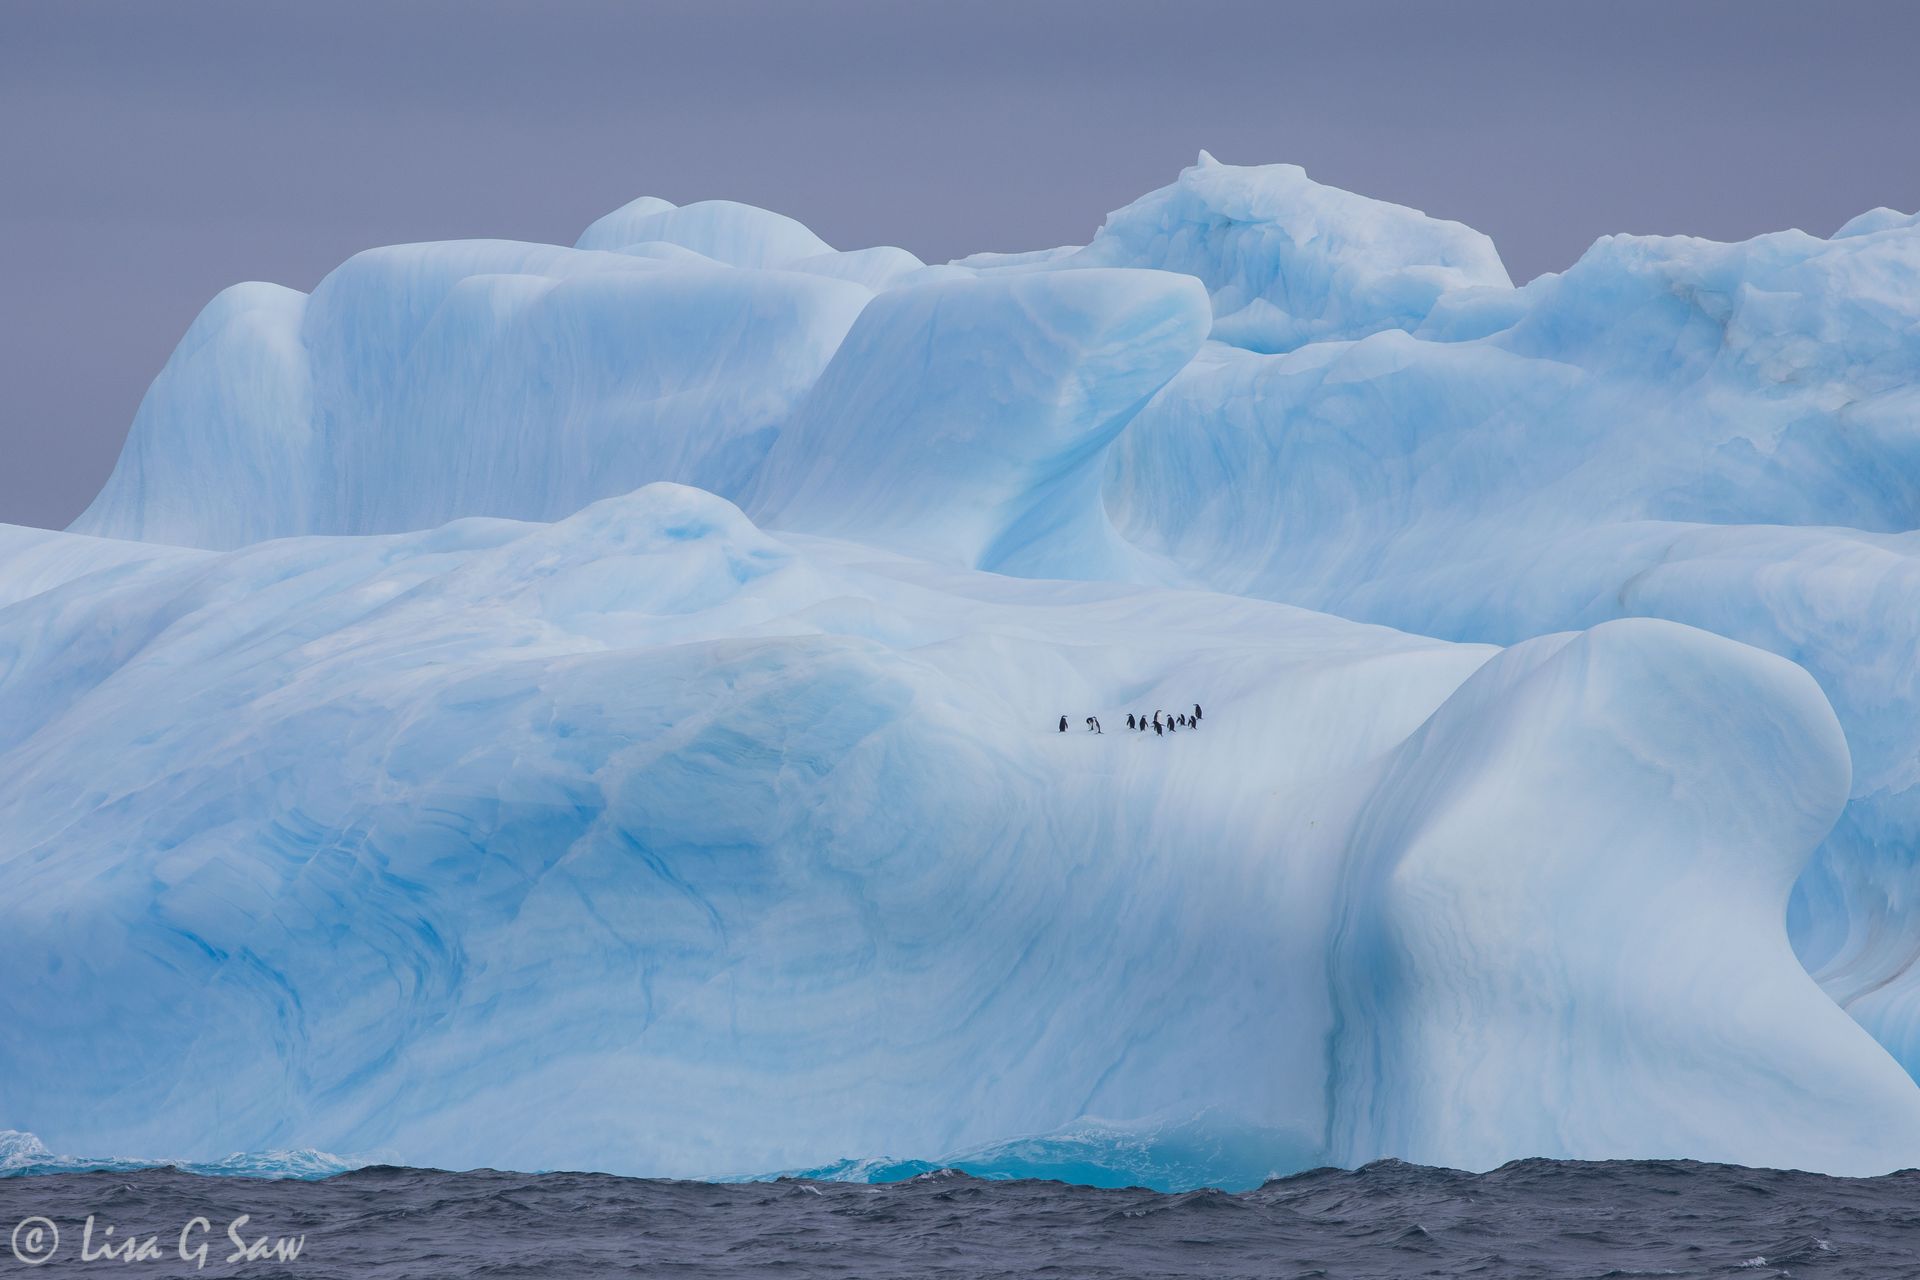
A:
[4,0,1917,532]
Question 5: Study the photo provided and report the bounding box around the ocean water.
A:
[3,1158,1917,1277]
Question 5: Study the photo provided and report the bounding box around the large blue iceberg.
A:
[8,154,1920,1186]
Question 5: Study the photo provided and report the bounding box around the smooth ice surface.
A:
[75,237,872,547]
[13,154,1920,1185]
[746,268,1210,578]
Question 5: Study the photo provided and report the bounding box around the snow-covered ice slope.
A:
[14,153,1920,1182]
[5,489,1916,1184]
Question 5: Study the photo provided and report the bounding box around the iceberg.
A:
[8,153,1920,1185]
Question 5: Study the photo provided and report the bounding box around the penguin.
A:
[1166,715,1177,734]
[1058,715,1068,733]
[1086,716,1102,734]
[1153,720,1163,736]
[1194,703,1203,723]
[1126,714,1137,730]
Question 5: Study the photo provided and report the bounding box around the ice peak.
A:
[576,197,832,267]
[1833,206,1920,239]
[1077,155,1511,354]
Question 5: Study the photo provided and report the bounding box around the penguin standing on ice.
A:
[1086,716,1102,734]
[1126,714,1137,730]
[1193,703,1203,723]
[1058,715,1068,733]
[1153,719,1163,736]
[1166,714,1177,734]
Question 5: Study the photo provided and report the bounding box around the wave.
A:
[0,1129,369,1181]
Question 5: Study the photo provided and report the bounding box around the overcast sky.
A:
[5,0,1918,531]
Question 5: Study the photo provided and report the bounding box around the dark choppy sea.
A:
[4,1158,1917,1277]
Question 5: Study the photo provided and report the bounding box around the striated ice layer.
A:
[6,487,1920,1184]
